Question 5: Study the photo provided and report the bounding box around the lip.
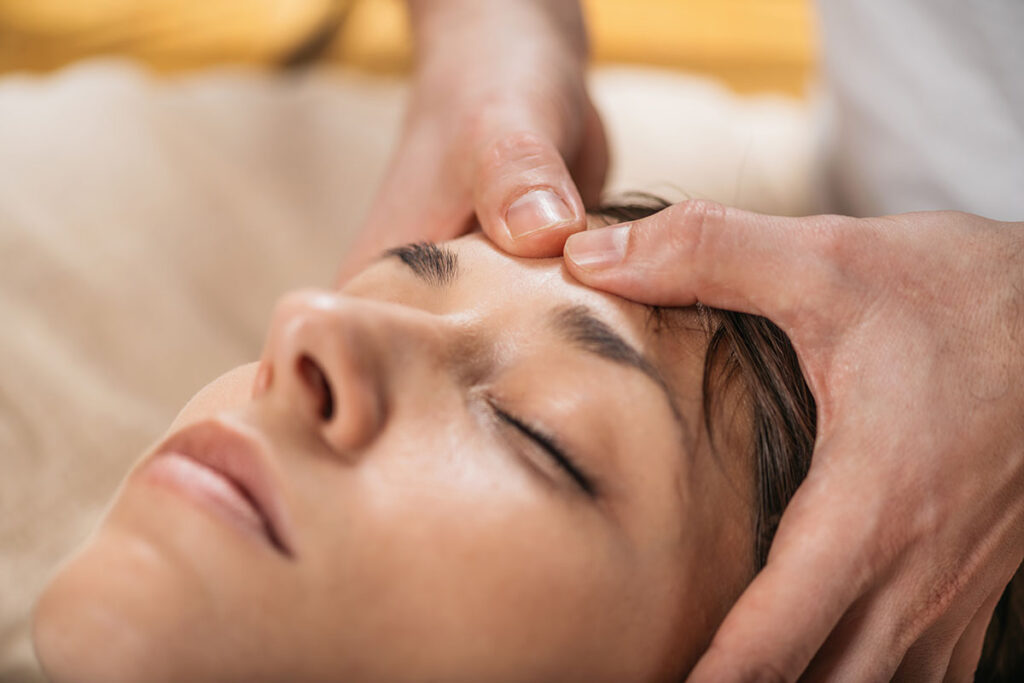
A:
[136,419,295,558]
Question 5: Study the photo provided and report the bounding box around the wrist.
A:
[407,0,588,71]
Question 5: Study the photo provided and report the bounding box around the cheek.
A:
[34,518,302,682]
[288,418,641,677]
[169,363,259,431]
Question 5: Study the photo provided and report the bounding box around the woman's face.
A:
[34,234,754,683]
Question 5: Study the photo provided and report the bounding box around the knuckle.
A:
[661,199,723,253]
[797,213,866,312]
[898,566,970,650]
[746,664,794,683]
[699,632,804,683]
[810,214,850,262]
[804,214,860,281]
[477,130,556,176]
[701,656,794,683]
[656,198,726,289]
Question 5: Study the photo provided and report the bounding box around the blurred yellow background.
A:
[0,0,815,95]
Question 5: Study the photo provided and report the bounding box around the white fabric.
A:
[818,0,1024,220]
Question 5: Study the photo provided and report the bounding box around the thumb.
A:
[564,199,848,323]
[473,130,587,258]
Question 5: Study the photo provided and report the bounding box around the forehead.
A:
[362,233,712,455]
[435,234,631,324]
[443,233,709,367]
[356,233,710,401]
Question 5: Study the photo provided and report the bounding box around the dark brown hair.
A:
[592,196,1021,682]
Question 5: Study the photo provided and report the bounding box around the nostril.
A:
[298,354,335,421]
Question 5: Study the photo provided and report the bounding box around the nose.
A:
[257,289,438,456]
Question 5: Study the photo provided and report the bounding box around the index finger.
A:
[563,200,852,325]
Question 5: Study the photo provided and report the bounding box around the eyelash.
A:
[491,406,595,496]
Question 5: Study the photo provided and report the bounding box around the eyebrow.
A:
[382,242,688,438]
[551,305,687,435]
[384,242,459,286]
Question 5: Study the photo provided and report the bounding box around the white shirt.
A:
[817,0,1023,220]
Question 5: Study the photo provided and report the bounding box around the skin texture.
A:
[34,234,757,683]
[358,3,1024,677]
[337,0,607,282]
[565,201,1024,682]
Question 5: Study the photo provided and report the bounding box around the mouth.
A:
[137,419,294,558]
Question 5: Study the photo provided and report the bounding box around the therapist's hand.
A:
[565,200,1024,681]
[338,0,605,283]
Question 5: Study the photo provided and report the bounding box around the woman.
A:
[32,204,1019,681]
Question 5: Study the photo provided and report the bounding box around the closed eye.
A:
[492,407,595,497]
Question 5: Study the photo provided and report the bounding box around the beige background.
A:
[0,0,816,95]
[0,61,812,680]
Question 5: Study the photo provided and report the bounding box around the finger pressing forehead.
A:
[565,199,857,329]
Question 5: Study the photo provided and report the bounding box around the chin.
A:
[32,527,204,683]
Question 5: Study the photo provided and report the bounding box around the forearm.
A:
[341,0,603,280]
[406,0,588,71]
